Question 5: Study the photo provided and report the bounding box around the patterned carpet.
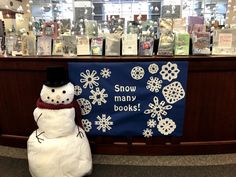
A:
[0,155,236,177]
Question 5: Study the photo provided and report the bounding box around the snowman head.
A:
[40,67,74,105]
[40,82,74,105]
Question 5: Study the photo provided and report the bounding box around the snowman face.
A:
[40,82,74,105]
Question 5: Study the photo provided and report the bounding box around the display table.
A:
[0,56,236,155]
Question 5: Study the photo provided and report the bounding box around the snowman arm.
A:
[76,127,84,138]
[36,113,43,123]
[35,129,45,143]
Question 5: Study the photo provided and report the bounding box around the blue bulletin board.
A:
[68,61,188,137]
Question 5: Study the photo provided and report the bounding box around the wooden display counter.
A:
[0,56,236,155]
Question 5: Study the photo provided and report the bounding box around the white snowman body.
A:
[27,82,92,177]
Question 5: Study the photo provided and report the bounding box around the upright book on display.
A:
[52,38,63,56]
[139,35,154,56]
[122,34,137,55]
[85,20,98,38]
[5,36,17,55]
[62,36,77,56]
[105,34,120,56]
[192,32,210,55]
[37,36,52,56]
[174,33,190,55]
[91,37,103,55]
[77,36,90,55]
[158,32,175,55]
[212,29,236,55]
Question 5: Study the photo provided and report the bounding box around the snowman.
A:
[27,67,92,177]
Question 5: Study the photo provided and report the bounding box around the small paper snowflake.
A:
[144,96,172,121]
[82,119,92,132]
[131,66,145,80]
[148,63,159,74]
[100,68,111,78]
[160,62,180,82]
[147,119,157,128]
[157,118,176,135]
[146,76,162,93]
[76,98,92,115]
[80,70,100,89]
[143,128,153,138]
[95,114,113,132]
[89,87,108,105]
[74,85,82,96]
[162,81,185,104]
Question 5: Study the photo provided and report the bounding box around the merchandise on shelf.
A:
[158,32,175,56]
[174,33,190,55]
[77,36,90,55]
[91,37,103,56]
[192,32,211,55]
[139,35,154,56]
[105,33,121,56]
[122,34,138,56]
[37,36,52,56]
[52,38,63,56]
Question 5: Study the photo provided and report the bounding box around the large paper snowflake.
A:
[143,128,153,138]
[82,119,92,132]
[95,114,113,132]
[80,70,100,89]
[100,68,111,78]
[74,85,82,96]
[160,62,180,82]
[89,87,108,105]
[148,63,159,74]
[162,81,185,104]
[144,96,172,121]
[131,66,145,80]
[157,118,176,135]
[147,119,157,128]
[146,76,163,93]
[76,98,92,115]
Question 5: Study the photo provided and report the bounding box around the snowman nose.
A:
[56,95,61,99]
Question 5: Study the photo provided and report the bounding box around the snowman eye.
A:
[62,90,66,94]
[51,89,55,92]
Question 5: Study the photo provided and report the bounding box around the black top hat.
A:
[44,67,69,87]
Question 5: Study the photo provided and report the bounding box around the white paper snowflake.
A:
[160,62,180,82]
[100,68,111,78]
[131,66,145,80]
[89,87,108,105]
[95,114,113,132]
[147,119,157,128]
[162,81,185,104]
[82,119,92,132]
[144,96,172,121]
[74,85,82,96]
[80,70,100,89]
[148,63,159,74]
[146,76,162,93]
[76,98,92,115]
[143,128,153,138]
[157,118,176,135]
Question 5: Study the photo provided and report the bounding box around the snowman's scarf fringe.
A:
[36,98,83,128]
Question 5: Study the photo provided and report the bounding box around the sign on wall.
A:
[68,61,188,137]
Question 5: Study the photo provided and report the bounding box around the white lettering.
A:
[114,84,136,92]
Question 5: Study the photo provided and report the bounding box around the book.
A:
[43,22,59,39]
[159,18,173,34]
[105,34,121,56]
[187,16,204,34]
[12,37,22,56]
[91,37,103,55]
[28,33,36,56]
[5,36,17,55]
[109,18,125,35]
[192,32,211,55]
[212,29,236,55]
[192,24,206,33]
[158,32,175,56]
[85,20,98,38]
[127,21,139,34]
[21,35,28,56]
[174,33,190,55]
[77,36,90,55]
[60,19,71,35]
[139,35,154,56]
[122,34,138,55]
[37,36,52,56]
[52,38,63,56]
[173,18,186,33]
[62,36,77,56]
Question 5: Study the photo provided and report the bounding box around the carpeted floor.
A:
[0,156,236,177]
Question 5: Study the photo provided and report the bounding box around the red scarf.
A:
[36,98,83,128]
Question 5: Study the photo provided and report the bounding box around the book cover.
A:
[212,29,236,55]
[122,34,138,55]
[192,24,206,33]
[21,35,28,56]
[77,36,90,55]
[139,35,154,56]
[5,36,17,55]
[85,20,98,38]
[91,37,103,55]
[158,32,175,56]
[159,18,173,34]
[28,33,36,56]
[127,21,139,35]
[43,22,59,39]
[37,36,52,56]
[105,34,121,56]
[187,16,204,34]
[12,37,22,56]
[52,38,63,56]
[174,33,190,55]
[173,18,186,33]
[109,18,125,35]
[192,32,211,55]
[62,36,77,56]
[60,19,71,35]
